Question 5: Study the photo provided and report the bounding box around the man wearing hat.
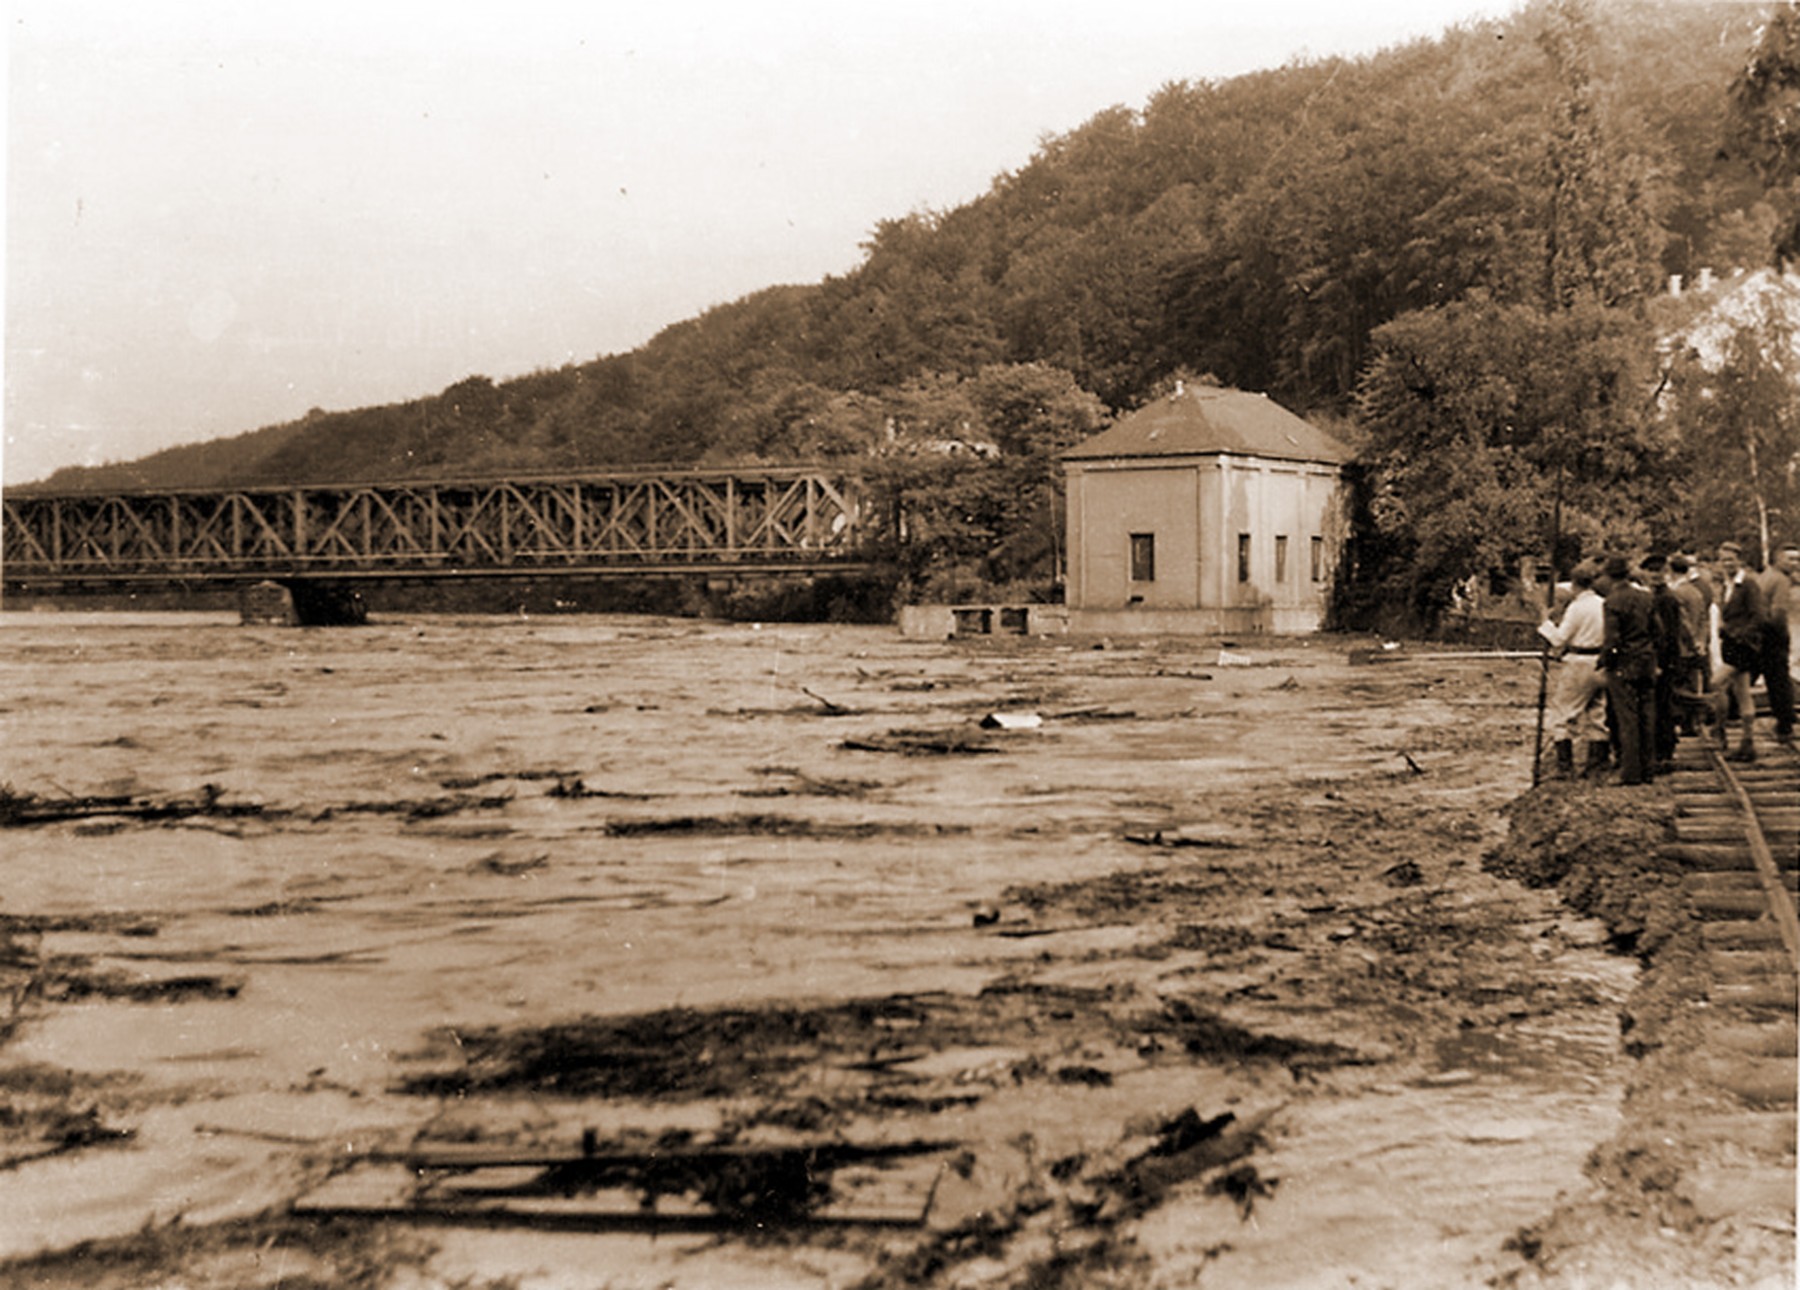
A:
[1597,554,1658,785]
[1538,559,1609,779]
[1667,552,1709,733]
[1639,553,1685,769]
[1713,541,1762,761]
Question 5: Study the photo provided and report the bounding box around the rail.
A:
[1703,745,1800,971]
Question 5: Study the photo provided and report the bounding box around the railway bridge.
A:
[2,466,873,601]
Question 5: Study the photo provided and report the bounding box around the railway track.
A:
[1659,737,1799,1225]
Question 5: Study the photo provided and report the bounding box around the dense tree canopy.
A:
[1729,1,1800,263]
[1352,299,1677,620]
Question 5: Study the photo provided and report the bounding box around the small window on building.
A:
[1310,535,1325,582]
[1237,533,1251,583]
[1129,533,1156,583]
[1274,535,1289,583]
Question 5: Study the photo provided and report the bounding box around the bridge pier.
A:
[279,580,368,626]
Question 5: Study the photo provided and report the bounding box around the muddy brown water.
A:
[0,611,1634,1287]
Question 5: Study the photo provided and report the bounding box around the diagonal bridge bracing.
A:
[3,466,869,586]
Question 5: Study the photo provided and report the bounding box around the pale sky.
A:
[5,0,1514,486]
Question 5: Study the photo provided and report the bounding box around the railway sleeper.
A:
[1671,824,1798,848]
[1672,796,1800,811]
[1708,950,1800,984]
[1663,842,1795,871]
[1703,920,1789,949]
[1671,833,1798,855]
[1672,807,1800,827]
[1674,789,1800,803]
[1675,1166,1798,1222]
[1688,893,1783,921]
[1701,1021,1798,1057]
[1684,871,1799,904]
[1696,1055,1799,1109]
[1637,1112,1797,1156]
[1709,980,1800,1011]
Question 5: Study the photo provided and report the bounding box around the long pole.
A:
[1530,462,1566,787]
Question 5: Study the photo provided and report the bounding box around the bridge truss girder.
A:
[3,467,867,583]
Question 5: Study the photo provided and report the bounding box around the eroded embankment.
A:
[1485,778,1795,1290]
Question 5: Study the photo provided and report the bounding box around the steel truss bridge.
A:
[3,466,871,591]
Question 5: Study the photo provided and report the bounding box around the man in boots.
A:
[1640,553,1685,771]
[1713,541,1762,762]
[1598,555,1658,785]
[1538,560,1608,779]
[1668,552,1709,734]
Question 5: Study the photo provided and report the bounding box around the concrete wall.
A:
[897,603,1069,639]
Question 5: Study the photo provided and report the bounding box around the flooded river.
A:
[0,611,1634,1288]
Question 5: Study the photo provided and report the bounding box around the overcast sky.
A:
[5,0,1513,486]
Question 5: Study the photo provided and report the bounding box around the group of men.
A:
[1538,540,1798,785]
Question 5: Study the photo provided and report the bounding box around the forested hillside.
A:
[31,0,1800,622]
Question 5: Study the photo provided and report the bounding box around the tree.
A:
[1351,298,1671,622]
[1728,2,1800,264]
[1539,0,1665,308]
[860,365,1108,600]
[1664,290,1800,556]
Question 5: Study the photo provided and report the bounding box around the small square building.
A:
[1061,385,1352,635]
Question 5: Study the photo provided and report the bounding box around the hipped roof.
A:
[1064,385,1353,465]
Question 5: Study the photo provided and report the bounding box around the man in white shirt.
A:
[1539,560,1609,778]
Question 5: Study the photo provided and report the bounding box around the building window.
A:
[1129,533,1155,582]
[1274,535,1289,583]
[1310,536,1325,582]
[1237,533,1251,583]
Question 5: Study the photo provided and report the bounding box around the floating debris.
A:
[295,1131,953,1229]
[0,783,269,829]
[979,712,1043,730]
[841,730,1006,756]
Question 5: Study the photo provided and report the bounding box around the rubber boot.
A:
[1553,740,1575,780]
[1583,741,1612,779]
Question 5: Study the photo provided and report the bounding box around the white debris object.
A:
[979,712,1043,730]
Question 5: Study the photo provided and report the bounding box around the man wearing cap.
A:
[1538,560,1609,779]
[1667,553,1709,733]
[1713,541,1762,761]
[1597,554,1658,785]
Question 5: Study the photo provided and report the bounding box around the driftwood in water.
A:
[296,1132,954,1229]
[0,784,269,829]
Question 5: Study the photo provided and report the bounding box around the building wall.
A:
[1066,453,1342,633]
[1065,463,1202,611]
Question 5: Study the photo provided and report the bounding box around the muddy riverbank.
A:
[0,612,1727,1287]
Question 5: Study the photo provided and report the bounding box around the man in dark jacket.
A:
[1713,541,1763,761]
[1640,553,1685,769]
[1668,552,1709,733]
[1598,554,1658,785]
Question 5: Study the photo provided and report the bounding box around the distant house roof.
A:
[1661,267,1800,372]
[1063,385,1353,465]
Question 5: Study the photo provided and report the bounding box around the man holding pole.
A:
[1538,559,1608,779]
